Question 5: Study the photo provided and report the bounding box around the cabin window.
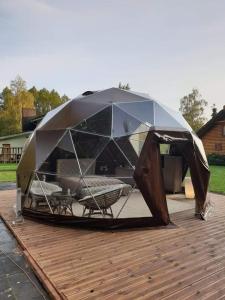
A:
[215,143,222,151]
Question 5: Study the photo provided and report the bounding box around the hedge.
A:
[207,153,225,166]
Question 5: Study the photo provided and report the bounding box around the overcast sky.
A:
[1,0,225,117]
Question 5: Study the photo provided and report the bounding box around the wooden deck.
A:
[1,190,225,299]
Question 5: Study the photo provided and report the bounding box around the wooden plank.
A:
[24,250,64,300]
[1,190,225,299]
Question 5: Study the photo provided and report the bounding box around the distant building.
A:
[0,131,32,163]
[198,106,225,155]
[0,108,44,163]
[21,108,44,132]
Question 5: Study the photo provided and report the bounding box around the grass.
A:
[0,171,17,182]
[0,163,17,171]
[0,163,225,194]
[209,165,225,195]
[0,163,17,182]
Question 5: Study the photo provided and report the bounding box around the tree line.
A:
[0,76,69,136]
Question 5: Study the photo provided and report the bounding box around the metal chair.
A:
[78,184,131,218]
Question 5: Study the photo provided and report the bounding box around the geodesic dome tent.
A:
[17,88,210,229]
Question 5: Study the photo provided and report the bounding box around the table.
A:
[51,192,76,215]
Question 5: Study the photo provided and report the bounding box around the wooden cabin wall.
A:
[201,120,225,155]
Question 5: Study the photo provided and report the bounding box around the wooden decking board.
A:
[163,268,225,300]
[37,222,220,267]
[50,234,225,288]
[1,190,225,299]
[65,249,225,299]
[120,259,225,300]
[44,227,225,281]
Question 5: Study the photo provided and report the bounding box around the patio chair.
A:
[78,184,131,218]
[29,180,62,209]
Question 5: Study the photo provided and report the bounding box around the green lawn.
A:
[0,163,225,194]
[0,163,17,182]
[0,163,17,171]
[209,165,225,195]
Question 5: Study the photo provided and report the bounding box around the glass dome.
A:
[17,88,210,228]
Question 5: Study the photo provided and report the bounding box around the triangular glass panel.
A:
[154,103,185,130]
[36,129,65,169]
[114,132,148,166]
[38,131,81,176]
[112,105,150,137]
[159,103,192,131]
[114,185,152,218]
[94,140,134,184]
[72,106,112,136]
[116,101,154,126]
[70,130,110,175]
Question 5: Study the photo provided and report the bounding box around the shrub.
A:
[207,153,225,166]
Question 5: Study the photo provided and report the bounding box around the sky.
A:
[1,0,225,118]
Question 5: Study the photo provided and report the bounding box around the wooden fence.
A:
[0,147,23,163]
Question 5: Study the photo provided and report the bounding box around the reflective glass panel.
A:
[115,132,148,166]
[38,131,80,176]
[159,103,192,131]
[71,130,110,175]
[154,103,183,129]
[116,101,154,126]
[73,106,112,136]
[112,105,150,137]
[94,140,133,179]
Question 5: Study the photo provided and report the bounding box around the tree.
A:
[118,82,130,90]
[0,92,3,108]
[179,89,208,131]
[61,94,70,103]
[29,87,70,116]
[29,86,38,99]
[211,104,217,118]
[0,87,19,135]
[10,75,26,95]
[0,76,70,135]
[0,76,34,135]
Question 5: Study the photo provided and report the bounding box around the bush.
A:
[207,153,225,166]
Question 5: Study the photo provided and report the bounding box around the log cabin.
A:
[198,105,225,155]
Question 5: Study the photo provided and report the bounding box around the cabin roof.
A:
[197,107,225,138]
[0,131,32,141]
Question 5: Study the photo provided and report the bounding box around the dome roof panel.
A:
[73,106,112,137]
[116,100,154,126]
[112,105,150,137]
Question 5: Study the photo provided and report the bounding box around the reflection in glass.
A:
[115,132,148,166]
[38,131,80,176]
[116,100,154,126]
[154,103,182,128]
[73,106,112,136]
[70,130,110,175]
[112,105,149,137]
